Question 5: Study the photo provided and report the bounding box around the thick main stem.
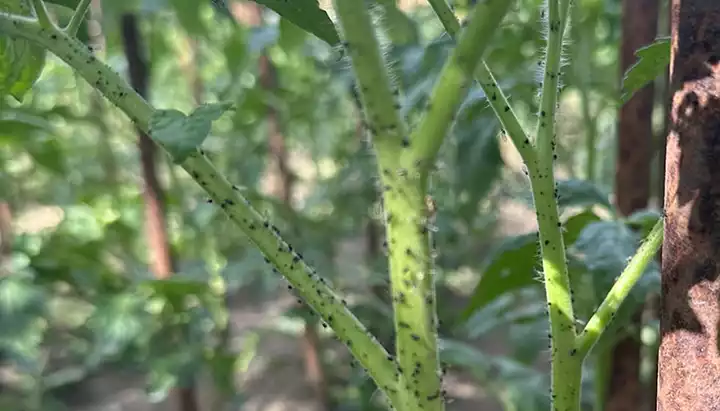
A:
[333,2,513,410]
[532,1,578,409]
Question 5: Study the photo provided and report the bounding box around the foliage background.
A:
[0,0,666,410]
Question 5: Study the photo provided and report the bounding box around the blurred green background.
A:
[0,0,668,410]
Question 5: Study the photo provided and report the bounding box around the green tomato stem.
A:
[425,0,536,166]
[408,0,514,180]
[29,0,52,28]
[331,2,430,410]
[532,1,577,409]
[0,11,402,406]
[576,218,664,358]
[65,0,91,36]
[331,0,408,170]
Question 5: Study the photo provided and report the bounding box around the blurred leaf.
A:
[248,24,279,53]
[170,0,208,38]
[464,292,546,338]
[439,339,550,410]
[621,37,670,103]
[150,102,234,162]
[556,179,611,210]
[625,209,661,237]
[251,0,340,47]
[0,272,48,374]
[86,293,152,364]
[454,106,503,218]
[462,211,602,319]
[140,278,210,309]
[0,0,47,101]
[461,232,538,320]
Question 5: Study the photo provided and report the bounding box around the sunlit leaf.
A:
[621,37,670,103]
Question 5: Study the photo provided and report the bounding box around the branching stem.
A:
[426,0,536,165]
[333,2,511,411]
[65,0,92,36]
[0,10,401,407]
[29,0,52,28]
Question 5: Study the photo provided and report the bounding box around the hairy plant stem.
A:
[0,9,402,407]
[428,2,663,410]
[29,0,51,28]
[408,0,514,178]
[426,0,536,165]
[531,1,579,409]
[576,219,663,357]
[333,1,511,410]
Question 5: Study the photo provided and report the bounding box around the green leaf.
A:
[149,102,234,163]
[0,0,47,101]
[251,0,340,47]
[556,179,611,210]
[454,106,503,219]
[439,339,550,410]
[621,37,670,103]
[170,0,208,38]
[460,233,538,319]
[461,211,602,319]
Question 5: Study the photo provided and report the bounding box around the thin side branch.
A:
[576,218,664,357]
[409,0,514,179]
[65,0,92,36]
[30,0,53,28]
[425,0,536,165]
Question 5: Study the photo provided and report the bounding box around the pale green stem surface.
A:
[65,0,91,36]
[576,219,664,357]
[426,0,536,165]
[532,0,577,409]
[30,0,51,28]
[331,0,408,169]
[333,2,511,410]
[332,2,429,410]
[0,10,401,406]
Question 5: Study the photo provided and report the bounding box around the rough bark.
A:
[658,1,720,409]
[120,14,200,411]
[608,1,659,410]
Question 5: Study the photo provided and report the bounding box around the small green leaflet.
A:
[0,0,47,101]
[621,37,670,103]
[252,0,340,47]
[150,102,234,163]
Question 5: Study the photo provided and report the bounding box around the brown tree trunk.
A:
[608,1,658,410]
[231,3,329,410]
[0,202,12,274]
[120,14,200,411]
[658,1,720,409]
